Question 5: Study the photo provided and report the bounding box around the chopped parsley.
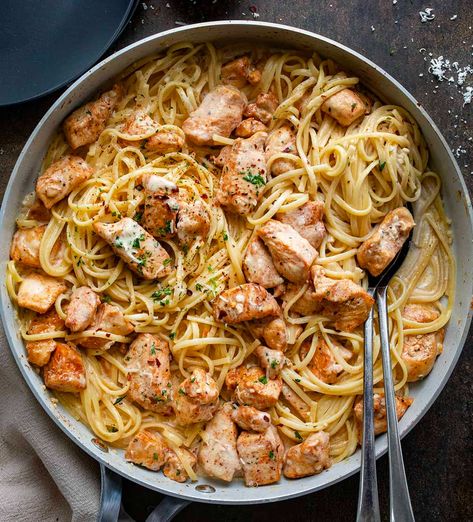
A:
[111,211,121,218]
[114,238,123,248]
[195,283,203,292]
[243,172,266,188]
[222,232,228,241]
[169,332,176,340]
[76,257,83,267]
[163,258,172,267]
[178,388,186,395]
[153,452,159,460]
[133,211,143,223]
[270,359,279,369]
[151,287,172,302]
[379,161,386,171]
[207,265,214,272]
[101,294,112,304]
[113,396,126,405]
[153,395,164,403]
[132,234,145,249]
[294,378,301,383]
[107,426,118,433]
[294,430,303,441]
[150,343,156,355]
[269,450,275,461]
[158,220,173,236]
[190,377,196,383]
[182,244,189,255]
[258,375,268,385]
[176,470,181,476]
[351,102,357,111]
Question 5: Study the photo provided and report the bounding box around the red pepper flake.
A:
[249,5,257,13]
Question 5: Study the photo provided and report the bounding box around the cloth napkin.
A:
[0,325,101,522]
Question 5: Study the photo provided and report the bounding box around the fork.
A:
[356,230,415,522]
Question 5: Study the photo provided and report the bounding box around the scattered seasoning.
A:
[163,258,172,267]
[101,294,112,304]
[222,232,228,241]
[190,377,196,383]
[132,234,145,248]
[107,426,118,433]
[150,343,156,355]
[113,396,126,405]
[243,172,266,188]
[151,287,172,302]
[269,450,275,461]
[133,211,143,223]
[379,161,386,171]
[258,375,268,385]
[295,378,301,383]
[169,332,176,340]
[178,388,186,395]
[294,430,303,441]
[195,283,203,291]
[153,452,159,460]
[270,360,279,369]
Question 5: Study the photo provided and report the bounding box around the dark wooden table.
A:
[1,1,472,520]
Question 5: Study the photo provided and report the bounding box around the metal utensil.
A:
[357,226,415,522]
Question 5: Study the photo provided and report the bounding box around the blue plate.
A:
[0,0,137,106]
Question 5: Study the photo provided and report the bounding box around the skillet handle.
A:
[145,497,191,522]
[99,464,123,522]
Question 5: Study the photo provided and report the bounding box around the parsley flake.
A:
[295,430,303,441]
[243,173,266,188]
[178,388,186,395]
[269,450,275,461]
[113,396,126,405]
[258,375,268,385]
[379,161,386,171]
[270,359,279,369]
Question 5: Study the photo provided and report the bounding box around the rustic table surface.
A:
[1,1,472,521]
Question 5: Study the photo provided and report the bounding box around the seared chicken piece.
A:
[226,366,282,410]
[212,144,232,168]
[248,316,288,352]
[43,342,86,392]
[237,425,284,486]
[93,217,172,280]
[235,118,267,138]
[320,88,367,127]
[216,132,268,215]
[146,129,185,153]
[213,283,280,324]
[221,56,261,88]
[10,225,46,268]
[283,431,331,479]
[77,303,134,350]
[258,220,318,283]
[300,338,352,384]
[401,304,444,382]
[254,345,286,379]
[63,83,123,149]
[141,174,180,240]
[231,405,272,432]
[173,368,219,425]
[244,92,278,124]
[264,124,298,176]
[276,201,326,249]
[36,155,93,209]
[163,448,196,483]
[357,207,415,277]
[119,110,157,146]
[282,282,322,316]
[182,85,246,146]
[26,309,65,367]
[176,200,210,244]
[311,265,374,331]
[125,333,172,414]
[17,272,66,313]
[125,429,168,471]
[198,403,241,482]
[354,393,413,436]
[281,383,310,419]
[242,237,284,289]
[65,286,100,333]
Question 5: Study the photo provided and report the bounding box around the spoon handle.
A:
[356,300,381,522]
[376,286,415,522]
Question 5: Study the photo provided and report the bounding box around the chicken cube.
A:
[216,132,268,215]
[125,333,173,414]
[65,286,100,333]
[146,129,185,153]
[93,217,172,280]
[244,92,278,124]
[282,283,322,316]
[77,303,134,350]
[141,174,180,240]
[242,237,284,288]
[258,220,318,283]
[357,207,415,277]
[276,201,326,249]
[17,272,66,313]
[254,346,286,379]
[176,200,210,244]
[264,124,298,176]
[237,425,284,486]
[36,155,93,209]
[321,88,367,127]
[173,368,219,425]
[300,338,352,384]
[354,393,413,436]
[231,405,271,432]
[43,342,86,392]
[10,225,46,268]
[212,283,280,324]
[248,316,288,352]
[163,448,197,483]
[283,431,331,478]
[119,110,157,147]
[26,309,65,367]
[125,430,168,471]
[225,366,282,410]
[221,56,261,88]
[401,304,444,382]
[235,118,267,138]
[198,403,241,482]
[63,83,123,149]
[182,85,246,146]
[311,265,374,331]
[281,383,310,419]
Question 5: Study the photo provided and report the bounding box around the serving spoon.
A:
[356,226,415,522]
